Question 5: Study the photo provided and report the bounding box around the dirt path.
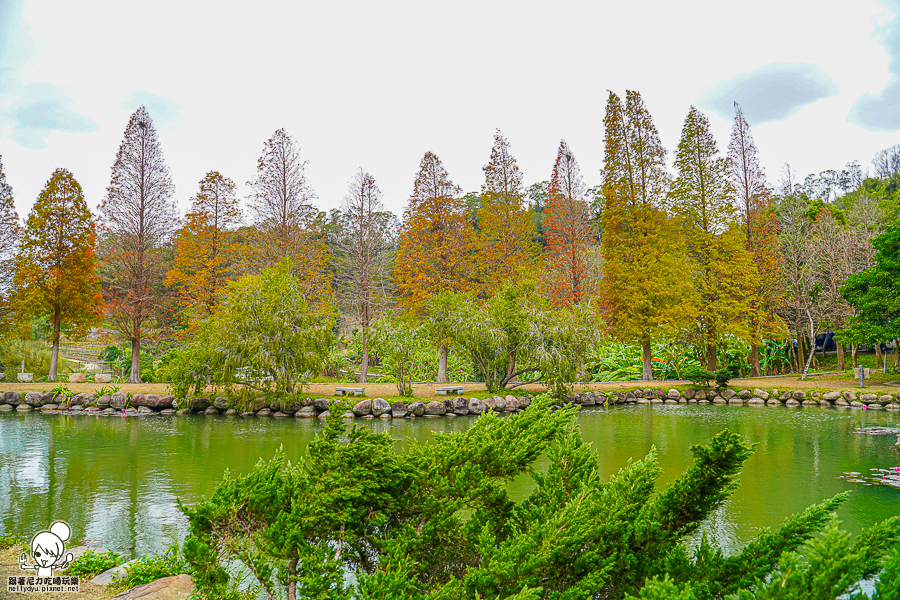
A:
[0,547,110,600]
[1,372,895,400]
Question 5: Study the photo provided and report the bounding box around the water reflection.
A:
[0,405,898,558]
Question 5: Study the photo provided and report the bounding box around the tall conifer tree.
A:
[726,102,784,375]
[167,171,243,325]
[248,128,330,303]
[601,91,690,381]
[544,140,595,307]
[477,130,538,283]
[671,106,754,370]
[395,152,477,382]
[101,106,177,383]
[16,169,102,380]
[334,168,395,383]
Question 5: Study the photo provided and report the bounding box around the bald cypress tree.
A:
[544,140,595,307]
[477,130,538,284]
[727,102,785,375]
[670,106,754,371]
[601,91,690,381]
[395,152,477,382]
[101,106,177,383]
[16,169,102,381]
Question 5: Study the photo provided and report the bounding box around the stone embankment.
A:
[0,387,898,419]
[575,387,900,409]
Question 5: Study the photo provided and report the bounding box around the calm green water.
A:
[1,405,899,559]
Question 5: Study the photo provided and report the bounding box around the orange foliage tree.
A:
[543,140,595,307]
[15,169,102,381]
[167,171,243,327]
[395,152,478,381]
[477,130,539,284]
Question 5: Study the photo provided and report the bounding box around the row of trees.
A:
[0,96,897,383]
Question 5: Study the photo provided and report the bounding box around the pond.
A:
[1,404,899,559]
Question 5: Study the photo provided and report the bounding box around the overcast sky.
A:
[2,0,900,219]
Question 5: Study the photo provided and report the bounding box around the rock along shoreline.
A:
[0,387,899,419]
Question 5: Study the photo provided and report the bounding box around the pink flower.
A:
[892,467,900,472]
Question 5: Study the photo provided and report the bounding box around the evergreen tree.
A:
[15,169,102,381]
[726,102,784,375]
[248,128,331,303]
[0,155,20,336]
[395,152,478,382]
[601,90,690,381]
[166,171,243,326]
[670,106,753,370]
[100,106,177,383]
[544,140,595,307]
[477,130,538,283]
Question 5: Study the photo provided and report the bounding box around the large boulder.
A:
[313,398,331,411]
[185,397,210,411]
[109,392,128,409]
[97,394,112,408]
[352,399,372,416]
[451,397,469,415]
[823,391,841,401]
[579,393,595,406]
[371,398,391,417]
[294,406,316,418]
[131,394,174,409]
[518,396,532,408]
[425,401,447,416]
[505,397,520,411]
[110,574,195,600]
[468,398,485,415]
[842,391,856,402]
[408,401,426,416]
[720,389,736,400]
[752,388,769,400]
[792,390,806,400]
[493,395,507,410]
[667,389,680,400]
[860,393,879,404]
[391,401,408,418]
[25,391,42,407]
[213,396,229,410]
[482,396,496,410]
[3,391,20,406]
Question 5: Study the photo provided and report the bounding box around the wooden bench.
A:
[335,386,365,397]
[434,385,464,396]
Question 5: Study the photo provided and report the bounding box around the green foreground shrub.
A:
[181,397,900,600]
[109,542,189,592]
[67,548,124,578]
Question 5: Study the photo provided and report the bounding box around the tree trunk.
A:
[359,333,369,384]
[437,344,448,383]
[894,340,900,368]
[706,343,717,372]
[750,344,762,377]
[851,343,858,369]
[641,338,654,381]
[48,308,61,382]
[794,321,805,372]
[875,342,883,369]
[837,343,845,371]
[128,337,141,384]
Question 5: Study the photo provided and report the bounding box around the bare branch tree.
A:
[333,169,396,383]
[100,106,177,383]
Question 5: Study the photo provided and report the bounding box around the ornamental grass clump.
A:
[181,397,900,600]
